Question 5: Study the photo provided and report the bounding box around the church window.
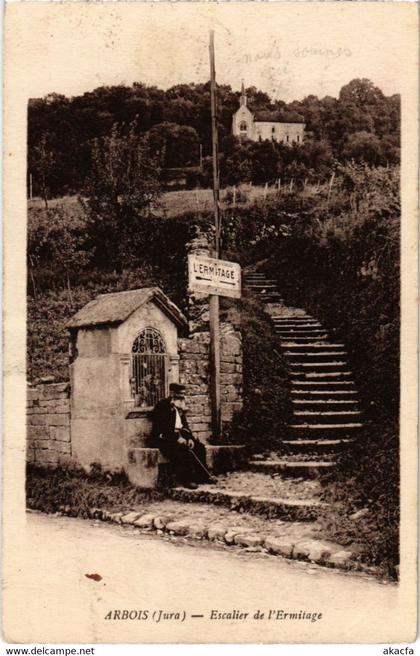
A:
[297,135,300,142]
[286,135,289,143]
[239,121,248,134]
[272,126,276,134]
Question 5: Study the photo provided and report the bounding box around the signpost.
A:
[208,30,221,440]
[188,254,241,299]
[185,31,241,441]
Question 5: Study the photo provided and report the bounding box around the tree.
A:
[339,78,385,107]
[31,133,56,208]
[81,120,161,272]
[145,122,200,168]
[342,131,384,166]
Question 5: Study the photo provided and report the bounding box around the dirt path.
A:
[3,512,401,644]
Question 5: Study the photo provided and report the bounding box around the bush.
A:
[318,421,399,578]
[26,462,163,516]
[223,296,292,450]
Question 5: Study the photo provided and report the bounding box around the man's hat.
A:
[169,382,186,394]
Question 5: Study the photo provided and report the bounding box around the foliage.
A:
[81,121,161,272]
[26,463,164,516]
[27,206,196,381]
[29,133,56,208]
[222,297,292,449]
[145,122,200,168]
[222,163,400,423]
[28,78,400,197]
[319,422,399,578]
[27,205,91,304]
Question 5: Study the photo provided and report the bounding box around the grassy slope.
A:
[28,184,278,219]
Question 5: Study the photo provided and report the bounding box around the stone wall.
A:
[178,326,243,443]
[26,382,72,465]
[181,225,244,442]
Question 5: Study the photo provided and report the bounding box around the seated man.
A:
[151,383,216,489]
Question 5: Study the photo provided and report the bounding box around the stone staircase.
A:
[244,273,283,304]
[245,272,363,476]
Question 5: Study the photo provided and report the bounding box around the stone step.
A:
[168,486,323,521]
[292,389,358,397]
[288,422,363,433]
[282,439,355,453]
[273,314,315,319]
[278,335,329,343]
[279,337,329,344]
[284,343,346,351]
[249,459,336,477]
[271,316,316,322]
[292,399,360,411]
[277,326,322,332]
[273,318,320,325]
[277,326,327,333]
[292,380,355,386]
[244,273,269,278]
[273,319,323,328]
[247,283,277,288]
[277,330,328,337]
[291,372,352,381]
[293,411,363,424]
[286,351,347,362]
[289,361,348,370]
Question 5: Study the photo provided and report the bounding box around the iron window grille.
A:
[130,327,168,409]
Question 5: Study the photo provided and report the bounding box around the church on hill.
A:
[232,83,305,145]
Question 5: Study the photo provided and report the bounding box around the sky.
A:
[9,3,416,102]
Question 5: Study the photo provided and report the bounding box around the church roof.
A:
[67,287,188,331]
[254,110,305,124]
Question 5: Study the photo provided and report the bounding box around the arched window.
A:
[239,121,248,134]
[130,327,167,408]
[271,126,276,134]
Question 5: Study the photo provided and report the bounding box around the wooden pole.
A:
[209,29,222,441]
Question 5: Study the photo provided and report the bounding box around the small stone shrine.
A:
[67,288,188,475]
[54,285,245,487]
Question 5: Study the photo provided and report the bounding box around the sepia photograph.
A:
[3,1,418,647]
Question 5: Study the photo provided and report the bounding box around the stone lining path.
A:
[60,499,367,574]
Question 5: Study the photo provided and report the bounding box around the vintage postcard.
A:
[3,1,418,646]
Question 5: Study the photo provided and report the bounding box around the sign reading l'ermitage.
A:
[188,254,241,299]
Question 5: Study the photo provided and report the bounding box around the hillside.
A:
[28,78,400,198]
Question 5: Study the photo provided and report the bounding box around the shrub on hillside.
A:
[318,422,399,578]
[81,120,161,272]
[26,463,163,516]
[223,296,292,450]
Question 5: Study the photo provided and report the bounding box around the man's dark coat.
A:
[151,397,192,443]
[151,396,208,484]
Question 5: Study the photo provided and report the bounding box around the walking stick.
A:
[189,447,213,480]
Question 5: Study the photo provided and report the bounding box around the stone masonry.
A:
[181,225,243,442]
[179,326,243,443]
[26,383,71,465]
